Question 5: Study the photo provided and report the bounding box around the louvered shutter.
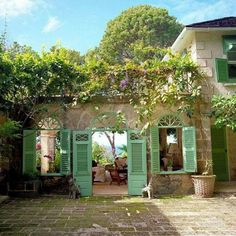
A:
[150,126,160,173]
[73,130,92,196]
[60,129,71,175]
[215,58,228,83]
[183,127,197,173]
[127,130,147,195]
[23,130,36,174]
[211,126,229,181]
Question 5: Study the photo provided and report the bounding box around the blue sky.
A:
[0,0,235,55]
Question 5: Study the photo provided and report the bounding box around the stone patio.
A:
[0,193,236,235]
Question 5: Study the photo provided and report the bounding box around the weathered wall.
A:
[151,174,194,195]
[193,31,236,100]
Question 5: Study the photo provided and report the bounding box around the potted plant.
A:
[167,159,173,171]
[192,159,216,197]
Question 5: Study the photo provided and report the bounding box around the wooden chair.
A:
[108,167,127,185]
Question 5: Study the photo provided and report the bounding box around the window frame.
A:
[216,35,236,83]
[23,128,71,177]
[151,114,197,174]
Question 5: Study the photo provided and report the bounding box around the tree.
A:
[212,94,236,131]
[99,5,183,64]
[92,142,110,164]
[1,44,86,127]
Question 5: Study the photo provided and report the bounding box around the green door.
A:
[211,126,229,181]
[73,130,92,196]
[127,130,147,195]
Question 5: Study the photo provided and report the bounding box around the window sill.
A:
[223,83,236,86]
[160,169,186,175]
[40,173,64,177]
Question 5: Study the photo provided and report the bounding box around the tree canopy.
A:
[0,44,86,127]
[99,5,183,64]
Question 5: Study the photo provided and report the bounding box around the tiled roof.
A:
[186,17,236,28]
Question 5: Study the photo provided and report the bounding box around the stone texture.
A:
[1,195,236,236]
[196,49,212,59]
[151,174,194,195]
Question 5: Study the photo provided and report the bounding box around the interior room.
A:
[159,128,183,171]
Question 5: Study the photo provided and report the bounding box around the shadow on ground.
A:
[0,195,180,236]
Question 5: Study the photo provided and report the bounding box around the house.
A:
[22,17,236,196]
[171,16,236,182]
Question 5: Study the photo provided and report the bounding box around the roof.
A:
[171,17,236,53]
[186,17,236,28]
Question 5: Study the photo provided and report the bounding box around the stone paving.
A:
[0,194,236,236]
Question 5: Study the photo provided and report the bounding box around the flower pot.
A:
[191,175,216,198]
[167,166,173,171]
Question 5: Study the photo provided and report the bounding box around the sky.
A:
[0,0,235,55]
[93,132,127,147]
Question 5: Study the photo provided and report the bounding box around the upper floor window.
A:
[215,35,236,83]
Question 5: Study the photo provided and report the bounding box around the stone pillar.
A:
[195,115,212,173]
[40,130,57,173]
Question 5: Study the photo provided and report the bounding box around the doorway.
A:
[92,131,128,195]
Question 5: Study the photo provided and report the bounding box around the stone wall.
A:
[151,174,194,195]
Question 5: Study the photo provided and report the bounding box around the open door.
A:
[73,130,92,196]
[127,130,147,195]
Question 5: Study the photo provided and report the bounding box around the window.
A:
[150,115,197,174]
[215,35,236,83]
[23,129,71,176]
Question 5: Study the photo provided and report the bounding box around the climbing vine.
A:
[81,49,204,127]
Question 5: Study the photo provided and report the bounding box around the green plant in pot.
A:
[192,159,216,197]
[167,159,173,171]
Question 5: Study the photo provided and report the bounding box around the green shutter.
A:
[150,126,160,173]
[60,129,71,175]
[215,58,228,83]
[127,130,147,195]
[183,127,197,173]
[23,130,36,174]
[73,130,92,196]
[211,126,229,181]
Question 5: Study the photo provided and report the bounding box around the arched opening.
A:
[157,115,184,172]
[34,117,64,176]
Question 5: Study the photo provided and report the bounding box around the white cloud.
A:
[42,17,61,33]
[174,0,235,24]
[0,0,42,17]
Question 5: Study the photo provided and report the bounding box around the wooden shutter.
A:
[211,126,229,181]
[183,127,197,173]
[215,58,228,83]
[60,129,71,175]
[23,130,36,174]
[127,130,147,195]
[150,126,160,173]
[73,130,92,196]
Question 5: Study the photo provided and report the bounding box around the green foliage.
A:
[54,149,61,172]
[0,119,21,139]
[84,50,204,127]
[212,94,236,131]
[92,141,112,165]
[99,5,183,64]
[118,144,127,157]
[0,119,21,160]
[1,43,87,127]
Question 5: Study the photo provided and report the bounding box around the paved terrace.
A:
[0,194,236,236]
